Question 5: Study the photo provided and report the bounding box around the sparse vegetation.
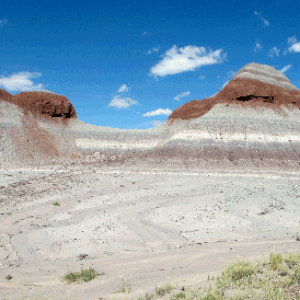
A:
[117,284,131,294]
[117,277,131,294]
[138,293,155,300]
[6,212,11,216]
[52,201,60,206]
[62,267,103,284]
[155,283,175,296]
[134,252,300,300]
[5,275,12,280]
[268,252,283,270]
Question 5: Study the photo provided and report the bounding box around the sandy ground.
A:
[1,166,300,300]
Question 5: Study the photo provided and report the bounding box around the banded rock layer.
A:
[0,91,78,166]
[1,63,300,171]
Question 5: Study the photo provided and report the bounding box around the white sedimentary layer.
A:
[233,63,299,91]
[170,131,300,143]
[75,138,159,149]
[67,103,300,152]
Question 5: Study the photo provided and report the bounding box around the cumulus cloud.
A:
[280,64,292,73]
[268,47,280,57]
[142,108,172,117]
[147,46,160,54]
[0,72,44,92]
[152,120,164,127]
[109,95,138,109]
[254,42,262,52]
[254,11,270,26]
[288,36,300,53]
[117,84,129,93]
[150,45,225,77]
[174,91,190,101]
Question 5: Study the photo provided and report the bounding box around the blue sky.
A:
[0,0,299,129]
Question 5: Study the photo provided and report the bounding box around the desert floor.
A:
[1,165,300,300]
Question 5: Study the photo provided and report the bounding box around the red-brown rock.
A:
[0,88,12,102]
[11,91,77,120]
[168,78,300,122]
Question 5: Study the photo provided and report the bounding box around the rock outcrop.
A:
[0,90,79,166]
[11,91,77,120]
[168,63,300,121]
[1,62,300,171]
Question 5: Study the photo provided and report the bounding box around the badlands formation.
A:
[1,63,300,171]
[1,63,300,299]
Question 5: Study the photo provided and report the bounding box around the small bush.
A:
[269,253,283,270]
[117,285,131,293]
[138,293,154,300]
[116,276,131,294]
[171,292,187,300]
[222,260,258,281]
[5,275,12,280]
[201,287,223,300]
[52,202,60,206]
[293,265,300,283]
[62,267,103,284]
[285,253,300,267]
[155,283,174,297]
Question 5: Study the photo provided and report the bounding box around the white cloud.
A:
[254,42,262,52]
[199,75,206,79]
[288,36,300,53]
[143,108,172,117]
[288,36,297,46]
[174,91,190,101]
[109,95,138,109]
[254,11,270,26]
[0,71,44,92]
[147,46,160,54]
[152,120,164,127]
[150,45,225,77]
[268,47,280,57]
[289,43,300,52]
[117,84,129,93]
[280,64,292,73]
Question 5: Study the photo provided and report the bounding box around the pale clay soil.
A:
[1,165,300,300]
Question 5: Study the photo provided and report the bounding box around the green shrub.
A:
[201,287,223,300]
[269,253,283,270]
[222,260,258,281]
[293,265,300,283]
[62,267,103,284]
[285,253,300,267]
[171,292,187,300]
[52,201,60,206]
[155,283,174,296]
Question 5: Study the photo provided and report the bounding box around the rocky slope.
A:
[0,91,79,166]
[0,63,300,170]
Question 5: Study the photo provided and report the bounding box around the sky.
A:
[0,0,299,129]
